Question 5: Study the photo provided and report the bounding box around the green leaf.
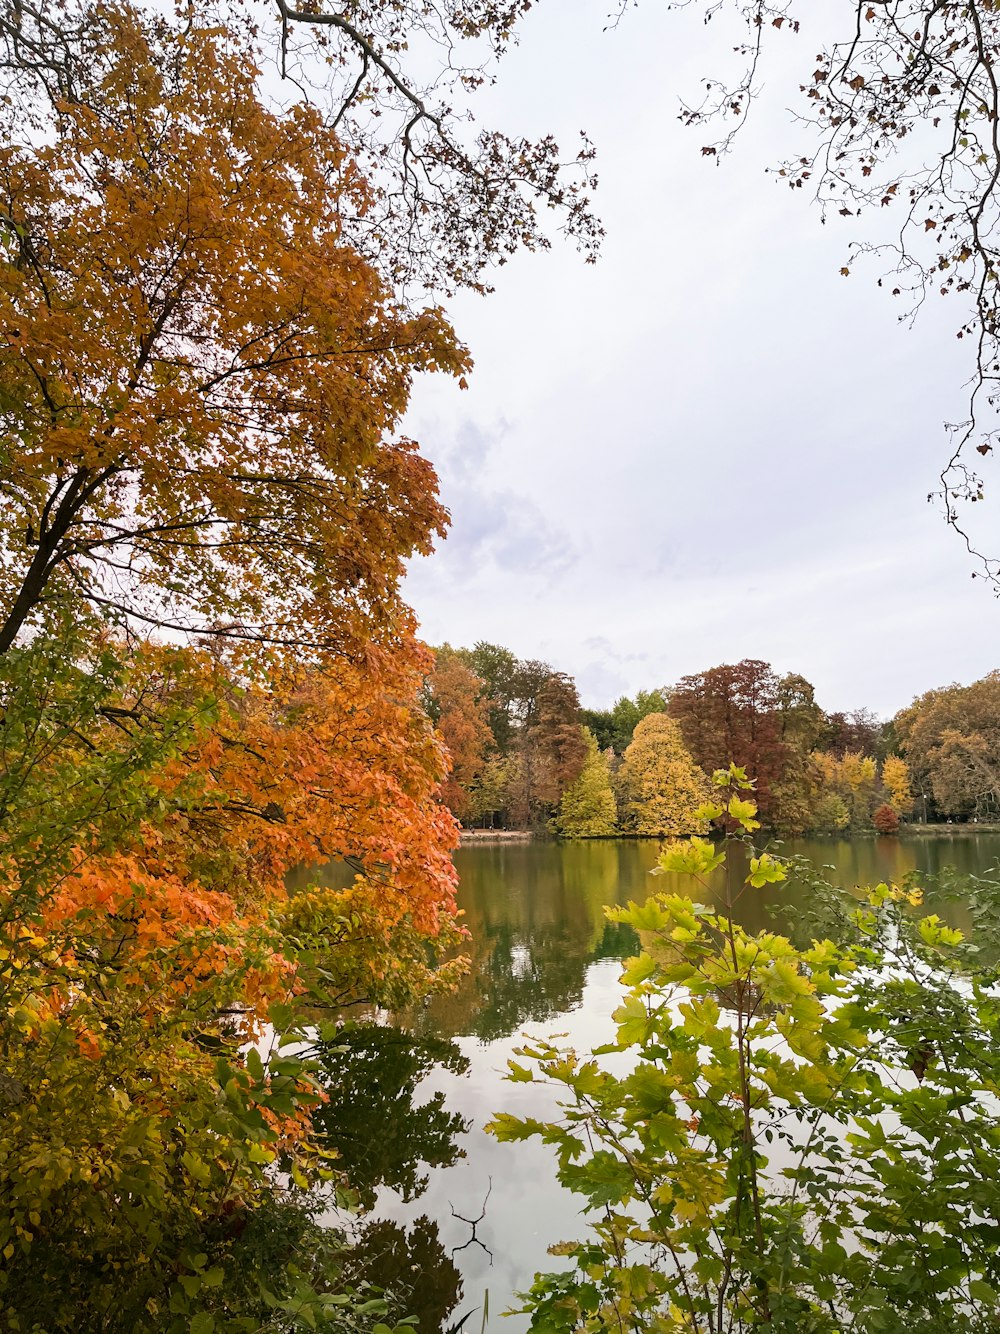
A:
[268,1002,294,1031]
[761,957,812,1005]
[692,802,725,822]
[506,1061,535,1082]
[656,838,725,878]
[612,993,651,1047]
[484,1113,551,1142]
[727,796,760,831]
[620,953,657,986]
[747,853,786,888]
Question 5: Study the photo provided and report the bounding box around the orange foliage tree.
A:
[0,5,467,656]
[0,622,465,1323]
[0,9,469,1325]
[0,0,602,298]
[422,647,495,823]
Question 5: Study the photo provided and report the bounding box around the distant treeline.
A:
[422,647,1000,836]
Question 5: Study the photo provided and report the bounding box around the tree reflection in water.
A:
[311,1023,471,1332]
[299,836,1000,1329]
[344,1216,463,1334]
[312,1023,470,1210]
[406,840,644,1042]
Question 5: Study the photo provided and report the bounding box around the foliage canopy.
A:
[0,8,468,656]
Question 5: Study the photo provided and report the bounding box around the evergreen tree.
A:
[619,714,709,837]
[554,730,618,838]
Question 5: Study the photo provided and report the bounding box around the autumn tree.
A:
[456,644,558,745]
[668,660,788,822]
[882,754,914,818]
[0,6,467,658]
[618,713,709,837]
[811,790,851,834]
[500,670,586,827]
[808,750,881,831]
[896,673,1000,818]
[457,642,522,754]
[423,647,494,823]
[0,0,601,300]
[532,673,589,803]
[0,616,468,1322]
[0,8,466,962]
[0,0,617,1320]
[777,674,827,753]
[467,753,515,829]
[14,0,1000,582]
[445,645,590,827]
[873,803,901,835]
[0,12,473,1324]
[769,758,824,836]
[824,708,886,760]
[765,674,826,833]
[553,729,618,839]
[513,659,562,731]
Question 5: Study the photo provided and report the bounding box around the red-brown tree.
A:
[423,647,495,823]
[668,659,787,822]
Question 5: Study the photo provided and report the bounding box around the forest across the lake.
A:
[424,643,1000,838]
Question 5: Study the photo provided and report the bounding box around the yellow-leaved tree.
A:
[882,754,914,817]
[810,751,880,830]
[553,729,618,838]
[619,713,709,837]
[0,6,467,658]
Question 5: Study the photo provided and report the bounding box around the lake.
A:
[331,834,1000,1332]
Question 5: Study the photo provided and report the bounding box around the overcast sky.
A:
[401,0,999,718]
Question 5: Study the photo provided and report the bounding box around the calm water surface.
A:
[335,835,1000,1330]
